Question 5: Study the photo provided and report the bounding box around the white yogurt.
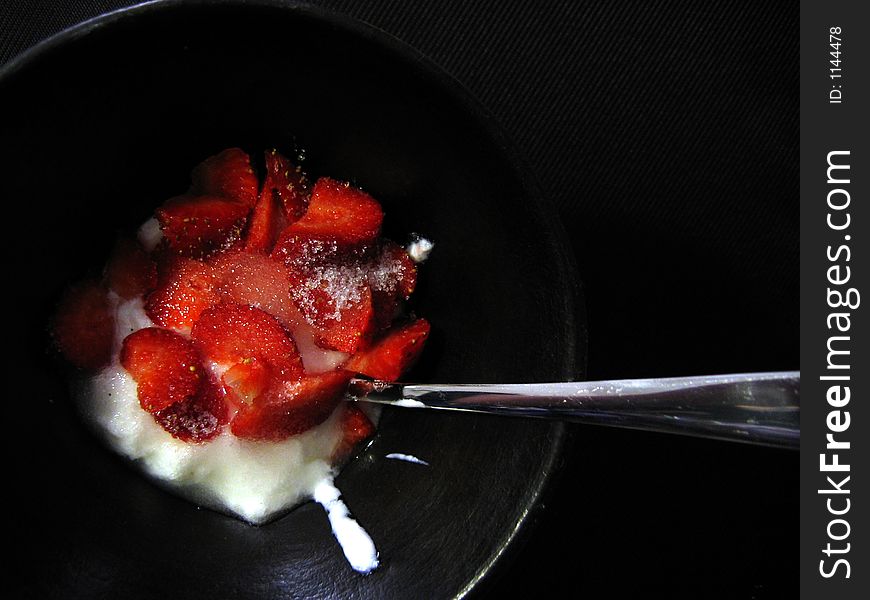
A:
[391,398,427,408]
[313,479,380,573]
[385,453,429,466]
[406,236,434,264]
[137,217,163,252]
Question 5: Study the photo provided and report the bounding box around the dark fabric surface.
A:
[1,0,798,597]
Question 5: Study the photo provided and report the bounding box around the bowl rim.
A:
[1,1,587,596]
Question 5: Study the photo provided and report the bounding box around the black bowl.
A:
[1,1,584,598]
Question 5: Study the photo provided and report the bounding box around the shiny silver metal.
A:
[349,371,800,449]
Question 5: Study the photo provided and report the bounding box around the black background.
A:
[1,0,798,597]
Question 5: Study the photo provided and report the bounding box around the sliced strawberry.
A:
[368,241,418,331]
[152,372,228,443]
[293,177,382,243]
[145,258,220,332]
[243,151,310,253]
[156,194,250,259]
[230,370,353,441]
[345,318,430,381]
[262,149,309,222]
[281,240,413,350]
[221,359,270,408]
[375,241,417,299]
[209,250,306,329]
[104,236,158,299]
[272,233,375,277]
[370,290,398,332]
[191,148,259,208]
[120,327,205,412]
[191,303,304,378]
[51,278,115,370]
[314,285,375,354]
[243,185,288,254]
[288,265,375,354]
[270,177,383,266]
[333,403,376,460]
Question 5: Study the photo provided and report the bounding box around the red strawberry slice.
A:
[230,370,353,440]
[221,359,270,408]
[314,285,375,354]
[191,148,259,208]
[375,241,417,299]
[191,303,304,378]
[120,327,206,413]
[281,240,415,351]
[288,265,375,354]
[272,233,375,277]
[209,250,306,329]
[270,177,383,266]
[156,194,251,259]
[262,149,309,222]
[370,289,398,333]
[243,150,310,253]
[104,236,158,299]
[291,177,382,243]
[344,318,430,381]
[333,403,376,460]
[243,186,288,254]
[368,241,418,331]
[145,258,220,332]
[152,372,228,443]
[51,278,115,370]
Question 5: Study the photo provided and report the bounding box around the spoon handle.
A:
[349,371,800,449]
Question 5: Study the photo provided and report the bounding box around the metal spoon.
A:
[348,371,800,449]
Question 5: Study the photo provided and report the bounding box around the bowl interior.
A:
[2,2,583,598]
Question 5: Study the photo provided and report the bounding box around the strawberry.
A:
[314,285,375,354]
[230,370,353,440]
[190,148,259,208]
[190,303,304,379]
[152,372,228,443]
[292,177,382,243]
[243,150,310,253]
[368,241,417,331]
[344,318,430,381]
[288,265,375,354]
[243,186,288,254]
[209,250,306,329]
[51,278,115,370]
[262,149,309,222]
[370,290,398,333]
[156,194,251,259]
[120,327,206,413]
[221,359,270,408]
[281,239,415,350]
[270,177,383,266]
[375,241,417,299]
[333,403,376,460]
[104,236,158,299]
[145,258,220,332]
[272,234,374,277]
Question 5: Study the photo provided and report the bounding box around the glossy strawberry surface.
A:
[190,147,259,208]
[52,278,115,370]
[344,318,431,382]
[120,327,206,412]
